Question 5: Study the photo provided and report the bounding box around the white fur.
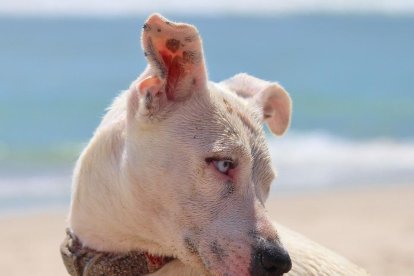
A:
[68,13,368,275]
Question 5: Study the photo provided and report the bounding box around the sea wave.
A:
[269,131,414,191]
[0,131,413,213]
[0,172,71,215]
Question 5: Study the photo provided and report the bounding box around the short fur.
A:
[68,14,367,275]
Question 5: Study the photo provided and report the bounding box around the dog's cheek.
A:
[255,181,271,204]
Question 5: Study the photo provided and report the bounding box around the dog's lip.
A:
[182,255,211,275]
[174,246,209,273]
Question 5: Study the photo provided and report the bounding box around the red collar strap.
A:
[60,229,174,275]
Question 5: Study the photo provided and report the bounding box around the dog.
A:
[63,13,368,276]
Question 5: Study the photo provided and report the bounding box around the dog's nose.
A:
[252,241,292,275]
[259,245,291,274]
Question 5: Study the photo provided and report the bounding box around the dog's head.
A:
[126,14,292,275]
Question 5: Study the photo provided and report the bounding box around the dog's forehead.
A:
[173,83,275,187]
[216,85,275,182]
[211,83,263,139]
[180,83,263,148]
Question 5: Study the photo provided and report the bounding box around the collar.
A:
[60,229,174,275]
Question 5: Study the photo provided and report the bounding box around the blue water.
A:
[0,15,414,212]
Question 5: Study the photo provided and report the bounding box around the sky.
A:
[1,0,414,16]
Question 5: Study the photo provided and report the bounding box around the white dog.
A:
[62,14,368,276]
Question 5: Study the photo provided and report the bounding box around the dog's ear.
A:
[221,73,292,136]
[130,14,207,118]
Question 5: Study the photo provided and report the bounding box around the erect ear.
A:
[130,14,208,118]
[221,73,292,136]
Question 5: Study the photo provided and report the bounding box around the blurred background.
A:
[0,1,413,275]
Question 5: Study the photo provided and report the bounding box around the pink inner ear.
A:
[138,76,163,96]
[263,89,292,136]
[159,50,185,101]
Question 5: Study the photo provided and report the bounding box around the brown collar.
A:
[60,229,174,275]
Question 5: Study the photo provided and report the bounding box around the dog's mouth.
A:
[181,236,251,276]
[178,234,291,276]
[180,238,214,274]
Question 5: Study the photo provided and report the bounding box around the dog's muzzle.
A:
[250,240,292,276]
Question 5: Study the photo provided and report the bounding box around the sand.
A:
[0,184,413,276]
[267,184,414,276]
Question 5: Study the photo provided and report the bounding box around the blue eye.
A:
[213,160,233,174]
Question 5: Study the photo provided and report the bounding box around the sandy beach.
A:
[267,184,414,276]
[0,184,413,276]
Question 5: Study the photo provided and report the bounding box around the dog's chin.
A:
[176,248,245,276]
[193,241,252,276]
[180,254,251,276]
[178,254,211,275]
[202,255,251,276]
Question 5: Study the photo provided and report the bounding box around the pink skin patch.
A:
[142,14,205,102]
[159,50,185,101]
[144,252,164,266]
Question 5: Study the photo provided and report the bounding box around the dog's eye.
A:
[213,160,234,174]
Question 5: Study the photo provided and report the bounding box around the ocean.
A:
[0,15,413,214]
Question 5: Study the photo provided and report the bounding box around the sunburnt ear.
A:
[130,14,208,118]
[221,73,292,136]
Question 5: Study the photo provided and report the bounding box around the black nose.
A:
[251,241,292,275]
[259,245,291,274]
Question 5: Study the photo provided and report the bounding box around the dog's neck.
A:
[61,229,174,275]
[69,92,170,252]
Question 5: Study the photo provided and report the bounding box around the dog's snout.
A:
[252,241,292,275]
[259,245,291,274]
